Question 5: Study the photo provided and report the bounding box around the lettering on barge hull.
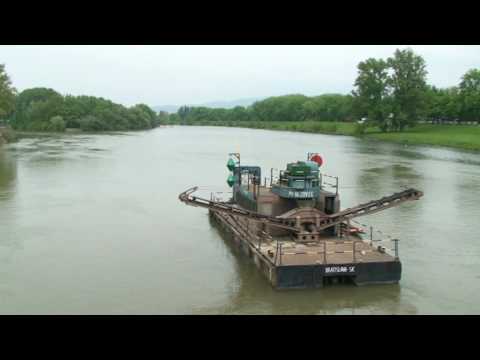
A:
[324,265,356,275]
[287,190,314,198]
[271,186,320,199]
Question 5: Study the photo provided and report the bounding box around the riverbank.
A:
[0,127,17,145]
[0,127,162,144]
[179,121,480,152]
[4,122,480,152]
[2,125,479,314]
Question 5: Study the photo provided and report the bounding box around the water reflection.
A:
[196,217,417,315]
[1,126,479,314]
[0,148,17,201]
[351,138,480,166]
[6,135,113,166]
[0,148,20,303]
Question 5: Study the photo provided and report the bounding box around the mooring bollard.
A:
[353,241,356,263]
[324,242,327,264]
[393,239,399,259]
[273,240,280,265]
[279,243,282,265]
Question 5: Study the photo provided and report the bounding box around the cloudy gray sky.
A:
[1,45,479,107]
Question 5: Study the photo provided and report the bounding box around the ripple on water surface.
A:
[1,127,480,314]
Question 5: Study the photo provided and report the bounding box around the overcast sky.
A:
[1,45,479,107]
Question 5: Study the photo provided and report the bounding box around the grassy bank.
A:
[366,124,480,151]
[181,121,480,152]
[4,121,480,152]
[178,120,362,136]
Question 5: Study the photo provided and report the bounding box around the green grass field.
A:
[193,121,480,151]
[365,124,480,151]
[195,120,360,136]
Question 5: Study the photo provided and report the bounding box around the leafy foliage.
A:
[351,49,480,131]
[170,94,354,125]
[387,48,428,130]
[9,88,161,132]
[352,49,429,132]
[459,69,480,122]
[49,116,66,132]
[251,94,309,122]
[0,64,16,121]
[352,58,392,131]
[424,86,461,123]
[2,51,479,136]
[169,56,480,131]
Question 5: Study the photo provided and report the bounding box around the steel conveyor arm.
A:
[179,187,423,233]
[178,187,298,231]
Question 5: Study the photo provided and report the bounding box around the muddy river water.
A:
[1,126,479,314]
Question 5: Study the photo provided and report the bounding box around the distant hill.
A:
[153,97,265,114]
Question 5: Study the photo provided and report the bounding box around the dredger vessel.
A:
[179,153,423,289]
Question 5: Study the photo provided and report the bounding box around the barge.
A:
[179,153,423,289]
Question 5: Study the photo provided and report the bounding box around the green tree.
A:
[387,48,428,130]
[12,88,64,130]
[8,86,161,132]
[302,97,325,121]
[459,68,480,123]
[178,106,191,123]
[352,58,392,131]
[168,113,180,124]
[425,86,461,124]
[158,111,169,125]
[251,94,308,122]
[48,116,66,132]
[0,64,17,122]
[130,104,158,128]
[303,94,353,122]
[230,106,250,122]
[79,115,106,131]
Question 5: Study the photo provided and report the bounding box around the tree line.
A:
[0,65,166,132]
[2,49,479,134]
[169,93,354,125]
[168,49,480,132]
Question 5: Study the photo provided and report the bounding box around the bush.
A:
[79,115,106,131]
[0,126,17,143]
[48,116,66,132]
[353,123,366,135]
[322,123,338,133]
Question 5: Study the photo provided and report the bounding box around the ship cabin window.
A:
[325,196,335,214]
[291,180,305,189]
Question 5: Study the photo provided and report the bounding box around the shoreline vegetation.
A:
[162,49,479,153]
[1,62,166,145]
[0,127,17,145]
[4,121,480,152]
[1,48,479,152]
[4,121,479,152]
[0,127,152,144]
[175,121,480,152]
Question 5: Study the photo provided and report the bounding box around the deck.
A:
[258,237,395,266]
[210,210,401,288]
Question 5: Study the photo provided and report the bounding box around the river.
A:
[1,126,479,314]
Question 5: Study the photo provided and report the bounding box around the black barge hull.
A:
[210,210,401,289]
